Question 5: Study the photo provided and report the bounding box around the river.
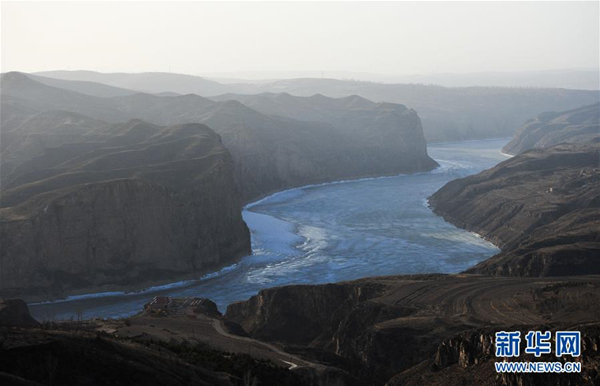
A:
[29,138,511,321]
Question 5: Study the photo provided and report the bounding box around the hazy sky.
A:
[2,1,599,76]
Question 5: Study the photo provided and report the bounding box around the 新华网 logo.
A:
[494,330,581,373]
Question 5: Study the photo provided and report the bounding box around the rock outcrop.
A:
[0,299,39,327]
[208,92,438,200]
[0,121,250,299]
[428,143,600,276]
[503,103,600,155]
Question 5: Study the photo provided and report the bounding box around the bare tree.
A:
[47,353,59,386]
[242,370,258,386]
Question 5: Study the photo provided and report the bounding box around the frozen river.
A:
[29,138,511,321]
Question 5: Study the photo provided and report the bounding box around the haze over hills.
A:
[28,73,139,98]
[1,110,109,181]
[245,78,600,142]
[396,69,600,90]
[0,72,130,125]
[202,69,600,90]
[36,70,600,142]
[502,102,600,155]
[2,71,598,298]
[36,70,229,96]
[210,92,388,124]
[1,72,437,202]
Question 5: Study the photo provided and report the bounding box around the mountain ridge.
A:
[2,72,437,202]
[502,102,600,155]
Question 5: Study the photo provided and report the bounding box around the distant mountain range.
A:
[34,70,600,142]
[41,68,600,90]
[35,70,228,96]
[1,72,437,202]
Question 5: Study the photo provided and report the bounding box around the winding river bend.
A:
[29,138,510,321]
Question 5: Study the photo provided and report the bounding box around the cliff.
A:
[207,93,438,201]
[428,143,600,276]
[0,121,250,299]
[0,298,39,327]
[503,103,600,155]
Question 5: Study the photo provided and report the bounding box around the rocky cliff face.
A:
[0,121,250,299]
[207,93,438,201]
[226,281,388,345]
[225,278,439,383]
[428,143,600,277]
[503,103,600,155]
